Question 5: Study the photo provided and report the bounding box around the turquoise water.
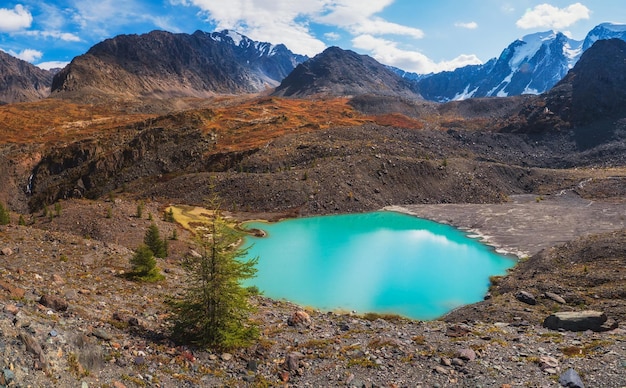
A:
[243,211,515,320]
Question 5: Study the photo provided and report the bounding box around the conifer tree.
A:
[144,223,167,258]
[0,202,9,225]
[169,188,258,349]
[128,245,163,282]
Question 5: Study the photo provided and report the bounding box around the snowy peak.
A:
[582,23,626,51]
[510,31,582,70]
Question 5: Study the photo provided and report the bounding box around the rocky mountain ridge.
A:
[0,50,54,104]
[272,46,421,98]
[50,29,306,102]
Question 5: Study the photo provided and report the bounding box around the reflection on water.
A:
[244,211,515,320]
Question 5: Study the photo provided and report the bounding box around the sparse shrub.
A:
[136,201,144,218]
[54,202,62,217]
[164,207,175,222]
[148,212,153,221]
[170,228,178,241]
[0,202,10,225]
[246,285,260,295]
[144,223,167,258]
[18,215,26,226]
[303,171,308,180]
[105,207,112,219]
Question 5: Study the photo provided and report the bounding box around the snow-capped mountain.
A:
[205,30,308,82]
[412,23,626,102]
[582,23,626,51]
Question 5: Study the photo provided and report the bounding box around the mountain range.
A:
[49,29,307,102]
[407,22,626,101]
[1,23,626,105]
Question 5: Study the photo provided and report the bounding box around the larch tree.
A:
[168,189,258,349]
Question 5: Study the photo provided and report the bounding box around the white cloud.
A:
[9,48,43,62]
[352,34,482,74]
[19,30,81,42]
[317,0,424,39]
[36,61,70,70]
[455,21,478,30]
[324,32,340,41]
[178,0,425,56]
[516,3,590,29]
[181,0,327,55]
[0,4,33,32]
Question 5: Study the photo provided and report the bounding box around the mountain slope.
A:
[0,50,54,104]
[50,30,306,101]
[272,47,421,98]
[500,38,626,146]
[548,38,626,125]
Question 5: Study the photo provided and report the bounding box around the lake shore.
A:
[385,191,626,259]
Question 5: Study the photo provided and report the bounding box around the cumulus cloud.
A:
[352,34,482,74]
[179,0,327,55]
[178,0,425,56]
[455,22,478,29]
[0,4,33,32]
[516,2,590,29]
[317,0,424,38]
[9,48,43,62]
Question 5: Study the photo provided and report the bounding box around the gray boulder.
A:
[544,291,566,304]
[559,368,585,388]
[515,290,536,305]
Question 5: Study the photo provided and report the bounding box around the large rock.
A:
[287,310,311,328]
[39,294,69,312]
[559,368,585,388]
[543,310,617,332]
[545,291,566,304]
[515,290,536,305]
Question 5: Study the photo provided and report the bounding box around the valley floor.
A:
[0,191,624,387]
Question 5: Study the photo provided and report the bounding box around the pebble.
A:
[221,353,232,361]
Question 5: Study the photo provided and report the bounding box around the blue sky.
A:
[0,1,623,73]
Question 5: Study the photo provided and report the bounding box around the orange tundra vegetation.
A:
[0,96,427,151]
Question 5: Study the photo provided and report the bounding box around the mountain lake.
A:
[243,211,516,320]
